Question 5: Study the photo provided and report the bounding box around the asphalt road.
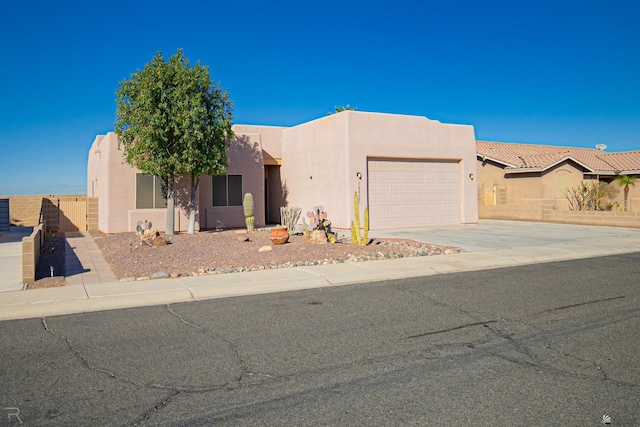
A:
[1,253,639,426]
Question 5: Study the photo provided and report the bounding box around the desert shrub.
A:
[564,181,619,211]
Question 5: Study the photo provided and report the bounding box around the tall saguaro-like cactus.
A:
[350,191,369,245]
[243,193,254,231]
[280,206,302,233]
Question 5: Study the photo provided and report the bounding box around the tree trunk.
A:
[187,175,199,234]
[165,177,175,235]
[624,185,629,212]
[165,194,175,235]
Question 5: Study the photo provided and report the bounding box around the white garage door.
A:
[368,159,459,229]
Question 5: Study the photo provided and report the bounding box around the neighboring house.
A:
[88,111,479,233]
[476,141,640,211]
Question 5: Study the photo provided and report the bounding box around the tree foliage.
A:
[613,174,637,211]
[329,105,357,114]
[115,49,234,233]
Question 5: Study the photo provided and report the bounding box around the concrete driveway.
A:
[0,226,32,292]
[371,219,640,252]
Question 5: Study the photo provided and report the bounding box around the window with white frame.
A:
[136,174,167,209]
[212,174,243,206]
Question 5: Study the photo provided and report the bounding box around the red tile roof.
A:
[477,141,640,174]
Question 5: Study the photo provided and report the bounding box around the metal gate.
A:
[59,196,87,232]
[0,199,9,232]
[41,196,95,232]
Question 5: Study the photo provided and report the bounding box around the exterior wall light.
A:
[469,173,474,180]
[356,172,362,179]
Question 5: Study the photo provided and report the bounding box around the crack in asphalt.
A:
[542,337,606,378]
[129,390,183,426]
[41,317,144,388]
[395,287,640,390]
[165,305,204,330]
[164,304,278,393]
[39,289,638,425]
[164,304,260,383]
[398,285,487,320]
[41,315,239,427]
[405,320,498,339]
[535,295,626,314]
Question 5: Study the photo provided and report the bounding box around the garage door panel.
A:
[378,206,390,214]
[368,159,459,229]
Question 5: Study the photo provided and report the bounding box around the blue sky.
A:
[1,0,639,195]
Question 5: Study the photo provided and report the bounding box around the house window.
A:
[136,174,167,209]
[212,175,243,206]
[555,171,572,198]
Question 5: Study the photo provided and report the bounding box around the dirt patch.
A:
[94,229,465,280]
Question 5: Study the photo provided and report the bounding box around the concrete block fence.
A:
[480,205,640,228]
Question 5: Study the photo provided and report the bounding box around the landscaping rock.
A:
[309,230,328,244]
[258,245,272,252]
[151,271,171,279]
[153,236,167,247]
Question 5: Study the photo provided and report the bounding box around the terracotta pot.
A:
[269,227,289,245]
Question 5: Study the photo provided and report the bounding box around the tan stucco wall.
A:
[232,124,285,161]
[280,111,478,229]
[197,133,266,230]
[89,113,479,233]
[477,159,593,209]
[88,133,192,233]
[87,131,269,233]
[477,156,640,212]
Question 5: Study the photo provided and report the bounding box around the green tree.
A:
[613,174,638,211]
[115,49,234,234]
[328,105,357,114]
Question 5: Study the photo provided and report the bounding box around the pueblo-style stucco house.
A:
[87,111,479,233]
[476,141,640,211]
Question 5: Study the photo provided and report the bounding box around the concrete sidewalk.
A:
[1,221,640,321]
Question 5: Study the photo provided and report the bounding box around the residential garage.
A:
[367,159,460,229]
[89,111,478,232]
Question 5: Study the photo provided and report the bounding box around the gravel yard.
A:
[26,229,465,287]
[95,229,465,280]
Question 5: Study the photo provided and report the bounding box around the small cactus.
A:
[304,205,336,243]
[243,193,254,231]
[307,206,330,231]
[136,220,152,236]
[351,192,369,245]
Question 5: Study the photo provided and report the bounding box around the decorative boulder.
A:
[309,230,328,244]
[153,236,167,247]
[140,229,159,246]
